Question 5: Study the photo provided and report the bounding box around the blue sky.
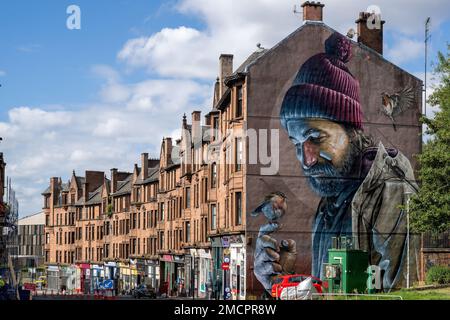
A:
[0,0,206,115]
[0,0,449,217]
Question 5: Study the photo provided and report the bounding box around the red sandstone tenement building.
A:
[44,2,436,299]
[43,47,250,298]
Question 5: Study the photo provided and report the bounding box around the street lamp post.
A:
[87,222,92,294]
[405,191,413,289]
[192,251,195,300]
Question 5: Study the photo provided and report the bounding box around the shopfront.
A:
[78,263,91,294]
[174,256,185,296]
[46,265,60,292]
[160,254,173,296]
[59,265,78,293]
[104,261,118,294]
[229,235,246,300]
[129,259,138,291]
[118,262,130,294]
[92,264,104,292]
[136,259,146,286]
[210,237,223,299]
[146,259,159,291]
[210,235,245,300]
[184,253,193,297]
[188,248,212,299]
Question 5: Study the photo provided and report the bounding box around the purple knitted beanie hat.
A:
[280,32,362,130]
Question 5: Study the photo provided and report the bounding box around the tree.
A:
[410,45,450,233]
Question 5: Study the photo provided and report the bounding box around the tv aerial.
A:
[346,28,358,39]
[293,5,302,16]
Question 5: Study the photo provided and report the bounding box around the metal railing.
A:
[275,289,403,300]
[310,293,403,300]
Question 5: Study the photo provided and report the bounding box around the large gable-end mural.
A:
[250,32,420,296]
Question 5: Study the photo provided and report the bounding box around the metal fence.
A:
[275,289,403,300]
[311,293,403,300]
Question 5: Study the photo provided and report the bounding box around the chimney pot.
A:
[301,1,324,22]
[355,11,385,55]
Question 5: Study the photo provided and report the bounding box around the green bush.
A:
[426,266,450,285]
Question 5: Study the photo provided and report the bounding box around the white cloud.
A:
[8,107,72,130]
[386,37,423,64]
[93,118,127,138]
[0,70,6,77]
[119,27,215,79]
[118,0,450,80]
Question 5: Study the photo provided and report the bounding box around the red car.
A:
[271,274,327,298]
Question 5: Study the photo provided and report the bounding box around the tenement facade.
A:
[43,50,252,299]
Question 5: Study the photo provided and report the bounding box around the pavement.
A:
[32,292,208,300]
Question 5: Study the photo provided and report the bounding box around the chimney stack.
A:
[110,168,118,194]
[355,11,385,55]
[301,1,324,22]
[141,153,148,180]
[50,177,59,206]
[83,182,89,202]
[192,111,202,148]
[219,54,233,97]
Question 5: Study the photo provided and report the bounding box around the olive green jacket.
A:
[352,142,420,291]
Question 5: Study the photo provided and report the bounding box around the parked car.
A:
[132,284,156,299]
[271,274,327,298]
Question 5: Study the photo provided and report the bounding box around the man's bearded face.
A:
[286,119,358,197]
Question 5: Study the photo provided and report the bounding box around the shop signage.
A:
[229,235,244,244]
[221,236,230,248]
[102,279,114,289]
[174,256,184,264]
[104,261,116,267]
[162,254,173,262]
[47,266,59,272]
[146,260,159,266]
[23,283,36,291]
[136,262,146,272]
[224,287,232,300]
[211,237,222,248]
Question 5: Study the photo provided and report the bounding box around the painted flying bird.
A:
[381,87,416,131]
[251,192,287,222]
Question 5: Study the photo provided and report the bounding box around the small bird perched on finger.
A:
[251,191,287,222]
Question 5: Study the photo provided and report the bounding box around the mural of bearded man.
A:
[253,32,419,294]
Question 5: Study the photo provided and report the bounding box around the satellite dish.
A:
[346,28,356,39]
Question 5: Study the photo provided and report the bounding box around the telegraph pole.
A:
[405,191,413,289]
[424,17,431,117]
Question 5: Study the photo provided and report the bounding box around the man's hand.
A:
[253,223,297,292]
[279,239,297,274]
[254,223,282,291]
